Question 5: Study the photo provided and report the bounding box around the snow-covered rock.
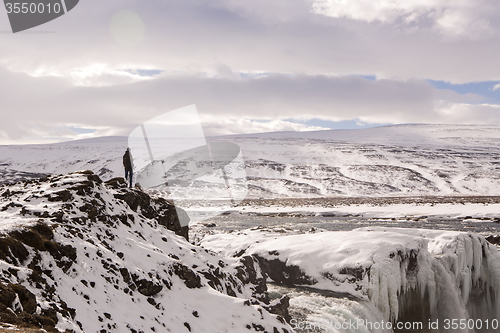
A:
[0,171,292,333]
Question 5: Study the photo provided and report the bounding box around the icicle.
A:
[471,234,482,283]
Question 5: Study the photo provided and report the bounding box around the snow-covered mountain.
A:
[1,124,499,199]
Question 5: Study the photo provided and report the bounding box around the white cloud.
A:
[0,67,495,144]
[201,119,330,136]
[434,101,500,123]
[0,0,500,145]
[0,0,499,83]
[69,66,152,87]
[20,64,153,87]
[312,0,497,38]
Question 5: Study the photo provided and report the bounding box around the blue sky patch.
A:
[69,127,96,134]
[123,69,164,77]
[428,80,500,104]
[357,75,377,81]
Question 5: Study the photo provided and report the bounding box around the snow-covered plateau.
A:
[1,124,500,332]
[1,124,500,198]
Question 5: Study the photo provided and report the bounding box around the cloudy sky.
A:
[0,0,500,144]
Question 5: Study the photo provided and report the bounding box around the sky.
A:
[1,0,500,144]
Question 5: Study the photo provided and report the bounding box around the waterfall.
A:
[366,230,500,332]
[201,227,500,333]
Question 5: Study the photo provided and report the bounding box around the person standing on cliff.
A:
[123,147,134,188]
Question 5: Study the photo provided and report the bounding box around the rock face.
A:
[0,171,292,333]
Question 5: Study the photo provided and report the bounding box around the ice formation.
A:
[202,227,500,332]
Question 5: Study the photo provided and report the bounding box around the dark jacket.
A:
[123,150,132,170]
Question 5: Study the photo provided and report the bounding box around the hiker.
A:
[123,147,134,187]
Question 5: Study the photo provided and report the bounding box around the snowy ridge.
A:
[201,227,500,331]
[0,171,292,333]
[1,124,500,198]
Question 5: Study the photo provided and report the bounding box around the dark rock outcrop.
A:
[235,255,269,302]
[263,296,291,323]
[255,256,316,287]
[0,281,62,333]
[107,177,189,240]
